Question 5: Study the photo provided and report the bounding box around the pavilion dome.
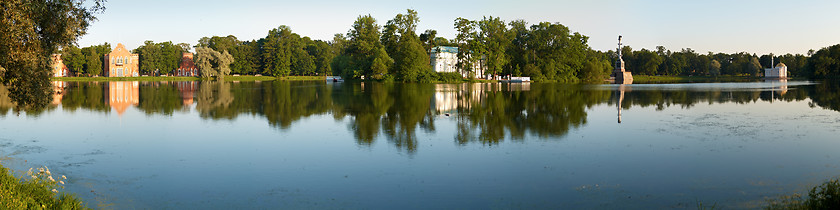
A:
[775,63,786,67]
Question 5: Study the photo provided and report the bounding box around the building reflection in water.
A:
[106,81,139,116]
[175,81,197,107]
[432,83,531,114]
[766,79,788,100]
[52,81,68,105]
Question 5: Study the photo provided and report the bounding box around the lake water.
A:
[1,80,840,209]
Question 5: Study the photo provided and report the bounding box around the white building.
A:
[764,63,787,79]
[430,46,486,78]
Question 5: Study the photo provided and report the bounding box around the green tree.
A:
[61,46,85,76]
[81,43,109,76]
[387,9,432,82]
[454,17,477,75]
[261,26,295,77]
[195,47,234,79]
[806,44,840,79]
[419,29,437,64]
[710,59,721,76]
[330,33,351,76]
[346,15,391,79]
[0,0,105,110]
[134,41,183,75]
[230,40,261,75]
[748,56,762,76]
[634,48,662,75]
[477,16,510,77]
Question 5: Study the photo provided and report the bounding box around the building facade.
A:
[50,54,70,77]
[104,43,139,77]
[764,63,788,78]
[175,52,198,77]
[430,46,485,78]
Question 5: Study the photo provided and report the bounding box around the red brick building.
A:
[175,52,198,77]
[104,43,139,77]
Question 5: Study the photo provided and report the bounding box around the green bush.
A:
[0,164,88,209]
[437,72,464,83]
[767,178,840,209]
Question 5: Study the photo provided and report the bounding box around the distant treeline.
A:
[59,9,840,81]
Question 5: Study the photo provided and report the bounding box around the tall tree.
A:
[195,47,233,79]
[477,16,510,77]
[134,41,184,75]
[387,9,432,82]
[81,43,109,76]
[261,26,295,76]
[346,15,391,79]
[82,47,101,76]
[0,0,105,110]
[61,45,85,76]
[454,17,477,76]
[230,40,261,75]
[710,59,721,76]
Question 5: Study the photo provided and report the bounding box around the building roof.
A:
[775,62,786,67]
[431,46,458,54]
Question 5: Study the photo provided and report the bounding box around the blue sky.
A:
[77,0,840,55]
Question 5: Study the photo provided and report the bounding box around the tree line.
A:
[612,46,812,78]
[52,9,840,82]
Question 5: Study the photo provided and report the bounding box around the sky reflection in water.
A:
[1,80,839,209]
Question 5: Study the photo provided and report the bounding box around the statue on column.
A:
[612,35,632,84]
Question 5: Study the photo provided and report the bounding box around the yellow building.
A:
[104,43,139,77]
[50,54,70,77]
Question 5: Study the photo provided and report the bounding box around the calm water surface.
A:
[1,80,840,209]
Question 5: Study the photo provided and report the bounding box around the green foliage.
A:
[0,0,104,111]
[134,41,184,75]
[230,40,261,75]
[0,165,89,209]
[806,44,840,79]
[635,49,663,75]
[454,17,478,74]
[767,178,840,209]
[195,47,234,79]
[61,46,85,76]
[710,59,721,76]
[384,9,434,82]
[477,16,510,76]
[437,72,464,83]
[258,26,324,77]
[306,40,335,76]
[346,15,392,80]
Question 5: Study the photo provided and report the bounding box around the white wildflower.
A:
[48,176,55,182]
[59,180,65,185]
[51,189,58,193]
[61,175,67,179]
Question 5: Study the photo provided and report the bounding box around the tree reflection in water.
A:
[4,80,840,153]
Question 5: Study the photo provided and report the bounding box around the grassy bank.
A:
[766,178,840,209]
[274,76,325,81]
[51,75,324,82]
[0,164,88,209]
[631,75,764,83]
